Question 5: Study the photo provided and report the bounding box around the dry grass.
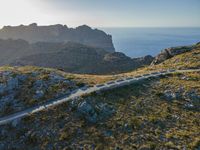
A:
[2,72,199,149]
[119,44,200,77]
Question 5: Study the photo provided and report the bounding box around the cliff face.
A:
[0,23,115,52]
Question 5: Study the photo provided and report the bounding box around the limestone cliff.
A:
[0,23,115,52]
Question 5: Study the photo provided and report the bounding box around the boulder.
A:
[76,100,115,123]
[163,90,176,101]
[123,123,133,133]
[184,90,200,110]
[186,90,200,103]
[33,80,47,90]
[163,87,184,101]
[96,103,115,120]
[184,103,194,109]
[34,90,44,99]
[175,87,184,100]
[77,101,98,123]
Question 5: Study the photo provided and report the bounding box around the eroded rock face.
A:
[0,23,115,52]
[151,45,195,65]
[77,101,98,123]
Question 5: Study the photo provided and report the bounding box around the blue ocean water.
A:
[101,28,200,58]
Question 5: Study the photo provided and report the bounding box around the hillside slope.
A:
[0,43,199,149]
[14,49,153,74]
[151,44,196,65]
[0,66,117,117]
[0,71,199,149]
[0,39,153,74]
[121,42,200,77]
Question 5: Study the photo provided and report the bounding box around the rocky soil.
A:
[0,68,85,117]
[0,72,199,150]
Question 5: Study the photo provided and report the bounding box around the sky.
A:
[0,0,200,28]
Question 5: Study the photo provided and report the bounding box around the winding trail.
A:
[0,69,199,126]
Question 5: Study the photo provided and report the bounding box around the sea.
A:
[101,27,200,58]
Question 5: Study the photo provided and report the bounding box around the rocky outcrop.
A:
[0,23,115,52]
[0,69,80,116]
[132,55,154,66]
[71,98,115,123]
[162,86,200,111]
[151,44,197,65]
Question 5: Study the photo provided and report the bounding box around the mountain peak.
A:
[76,25,92,30]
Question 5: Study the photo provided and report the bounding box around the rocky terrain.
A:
[0,39,154,74]
[0,43,199,149]
[0,24,199,76]
[0,66,89,117]
[0,23,115,52]
[0,71,199,150]
[151,44,197,65]
[150,42,200,70]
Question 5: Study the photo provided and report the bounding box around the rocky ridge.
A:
[0,39,154,74]
[151,44,198,65]
[0,23,115,52]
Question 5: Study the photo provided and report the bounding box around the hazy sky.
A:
[0,0,200,28]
